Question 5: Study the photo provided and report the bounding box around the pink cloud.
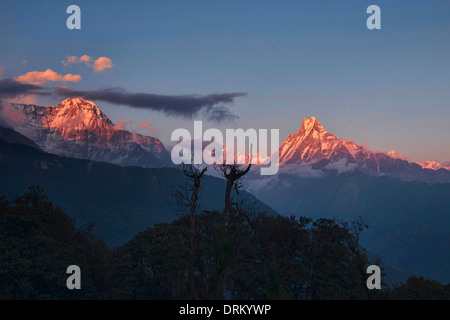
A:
[79,55,92,63]
[138,122,150,129]
[93,57,114,72]
[114,117,128,131]
[0,105,24,125]
[16,69,81,85]
[138,122,157,134]
[62,56,79,67]
[62,55,93,67]
[113,118,157,134]
[0,66,4,78]
[62,55,114,72]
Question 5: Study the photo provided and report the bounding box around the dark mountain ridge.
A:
[0,128,275,247]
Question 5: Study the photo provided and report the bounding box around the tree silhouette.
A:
[169,164,207,299]
[214,160,251,225]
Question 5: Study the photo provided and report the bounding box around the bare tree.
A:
[213,158,251,298]
[170,163,207,300]
[214,159,252,225]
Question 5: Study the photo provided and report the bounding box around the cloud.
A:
[0,79,48,127]
[62,55,92,67]
[16,69,81,85]
[324,158,358,174]
[1,76,244,123]
[8,94,38,105]
[113,117,158,134]
[80,55,92,63]
[93,57,114,72]
[0,73,39,105]
[62,56,78,67]
[54,86,245,122]
[279,163,324,178]
[113,117,130,131]
[0,78,46,98]
[62,55,114,72]
[0,66,4,78]
[138,122,157,134]
[0,105,24,126]
[205,105,238,123]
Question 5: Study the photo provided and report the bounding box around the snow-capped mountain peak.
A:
[46,97,114,136]
[279,117,362,165]
[387,150,401,159]
[417,161,450,171]
[58,97,106,120]
[302,116,320,132]
[9,98,170,168]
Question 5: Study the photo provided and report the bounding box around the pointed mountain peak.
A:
[285,116,331,141]
[279,116,344,165]
[297,116,326,137]
[302,116,318,130]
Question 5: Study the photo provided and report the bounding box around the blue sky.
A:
[1,0,449,162]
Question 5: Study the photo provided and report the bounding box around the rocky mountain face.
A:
[10,97,171,168]
[277,117,450,183]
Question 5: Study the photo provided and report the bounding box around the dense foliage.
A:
[110,210,373,299]
[0,187,109,299]
[1,187,448,300]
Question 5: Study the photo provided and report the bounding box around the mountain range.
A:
[276,116,450,183]
[0,124,426,285]
[7,98,450,183]
[1,98,449,283]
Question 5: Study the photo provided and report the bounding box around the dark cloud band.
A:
[0,78,45,98]
[54,87,245,122]
[0,78,245,122]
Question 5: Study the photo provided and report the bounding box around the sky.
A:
[0,0,449,163]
